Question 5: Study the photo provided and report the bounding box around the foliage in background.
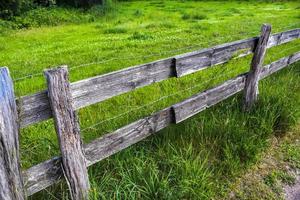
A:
[0,0,111,21]
[0,0,21,19]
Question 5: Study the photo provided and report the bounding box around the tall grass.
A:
[0,0,299,199]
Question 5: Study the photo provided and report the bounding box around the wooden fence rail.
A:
[0,24,299,199]
[18,28,300,128]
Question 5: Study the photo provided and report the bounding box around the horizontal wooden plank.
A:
[18,91,51,128]
[18,58,175,127]
[84,107,173,166]
[18,29,300,128]
[23,52,300,196]
[267,28,300,48]
[24,108,173,195]
[175,28,300,77]
[71,58,175,109]
[23,157,62,196]
[175,37,257,77]
[172,75,246,123]
[173,50,300,123]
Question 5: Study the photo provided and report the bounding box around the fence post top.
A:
[44,65,68,74]
[261,24,272,30]
[0,67,9,73]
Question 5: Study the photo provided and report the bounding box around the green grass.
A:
[0,1,300,199]
[227,125,300,200]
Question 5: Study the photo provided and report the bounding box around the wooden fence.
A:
[0,24,300,199]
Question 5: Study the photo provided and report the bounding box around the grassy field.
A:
[1,0,300,199]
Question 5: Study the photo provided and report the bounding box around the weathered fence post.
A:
[0,67,26,200]
[244,24,272,110]
[44,66,90,200]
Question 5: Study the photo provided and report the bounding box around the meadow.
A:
[0,0,300,199]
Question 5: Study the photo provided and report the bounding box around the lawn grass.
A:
[227,124,300,200]
[0,1,300,199]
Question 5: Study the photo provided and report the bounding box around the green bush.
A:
[0,0,21,19]
[12,7,94,28]
[56,0,104,8]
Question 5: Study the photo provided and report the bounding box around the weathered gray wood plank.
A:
[175,28,300,77]
[18,28,300,128]
[175,37,258,77]
[19,58,175,128]
[260,51,300,79]
[268,28,300,48]
[23,157,62,196]
[172,75,246,123]
[173,50,300,124]
[23,52,300,196]
[0,67,25,200]
[24,107,173,196]
[84,107,173,166]
[45,66,90,200]
[72,58,175,109]
[244,24,272,110]
[18,91,51,128]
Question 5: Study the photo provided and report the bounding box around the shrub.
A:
[56,0,105,8]
[0,0,21,19]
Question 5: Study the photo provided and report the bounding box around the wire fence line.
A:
[12,29,261,82]
[11,22,299,83]
[80,66,241,133]
[80,43,300,133]
[265,43,300,64]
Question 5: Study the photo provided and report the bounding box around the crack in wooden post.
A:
[44,66,90,200]
[0,67,25,200]
[244,24,272,110]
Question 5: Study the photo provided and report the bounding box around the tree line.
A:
[0,0,105,19]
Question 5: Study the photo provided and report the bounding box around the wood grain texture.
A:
[260,51,300,79]
[24,107,174,196]
[268,28,300,48]
[18,28,300,128]
[84,107,174,166]
[23,157,62,196]
[172,75,246,123]
[175,28,300,77]
[175,37,257,77]
[23,51,300,196]
[244,24,272,110]
[0,67,25,200]
[72,58,175,109]
[45,66,90,200]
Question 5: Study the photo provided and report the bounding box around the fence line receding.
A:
[0,24,299,199]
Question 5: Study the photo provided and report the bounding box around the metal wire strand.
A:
[81,66,241,132]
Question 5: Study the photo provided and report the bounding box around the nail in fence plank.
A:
[244,24,272,110]
[18,28,300,128]
[0,67,25,200]
[44,66,90,200]
[23,51,300,196]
